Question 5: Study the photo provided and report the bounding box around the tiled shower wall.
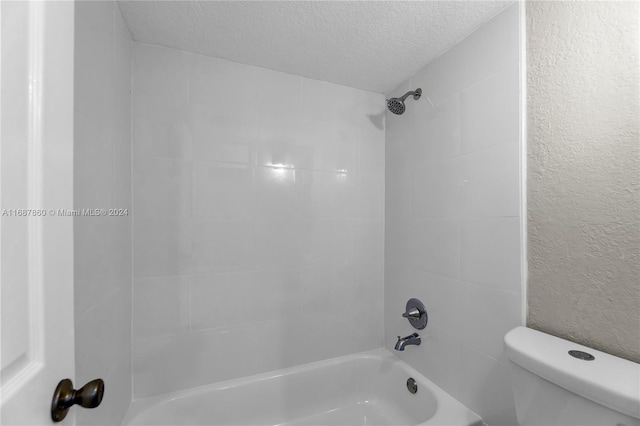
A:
[74,1,132,424]
[132,43,385,398]
[384,4,522,426]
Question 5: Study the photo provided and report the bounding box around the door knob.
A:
[51,378,104,422]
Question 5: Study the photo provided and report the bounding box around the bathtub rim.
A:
[122,347,482,426]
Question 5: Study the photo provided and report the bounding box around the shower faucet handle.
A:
[402,298,428,330]
[402,308,421,319]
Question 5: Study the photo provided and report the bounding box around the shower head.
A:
[386,88,422,115]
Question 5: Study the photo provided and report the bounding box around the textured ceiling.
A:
[117,1,511,93]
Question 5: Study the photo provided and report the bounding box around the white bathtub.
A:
[122,348,482,426]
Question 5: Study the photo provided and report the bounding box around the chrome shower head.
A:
[386,88,422,115]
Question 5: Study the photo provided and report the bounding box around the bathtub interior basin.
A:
[123,348,482,426]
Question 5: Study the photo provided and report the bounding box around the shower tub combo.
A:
[123,348,482,426]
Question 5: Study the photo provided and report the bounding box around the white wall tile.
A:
[113,91,133,210]
[249,319,309,372]
[189,53,260,118]
[253,167,300,220]
[479,2,520,76]
[384,122,413,172]
[192,269,303,329]
[133,43,188,101]
[253,68,302,129]
[305,220,355,268]
[385,170,411,219]
[385,4,521,426]
[75,293,118,384]
[301,78,360,125]
[133,157,191,278]
[296,311,355,361]
[458,142,520,217]
[352,219,384,265]
[456,280,521,361]
[253,167,382,222]
[133,276,190,338]
[256,219,355,271]
[409,272,469,338]
[76,288,129,425]
[133,328,261,398]
[406,95,461,165]
[256,141,314,171]
[410,3,519,106]
[189,273,232,331]
[405,218,460,278]
[75,216,132,316]
[461,66,519,154]
[384,219,410,267]
[357,109,386,176]
[75,113,112,209]
[253,219,306,269]
[77,285,132,426]
[133,41,384,398]
[410,158,461,218]
[410,41,476,106]
[357,173,385,219]
[351,308,384,352]
[398,329,463,399]
[74,219,118,316]
[74,2,132,424]
[132,95,191,159]
[74,1,114,135]
[188,218,255,274]
[251,269,302,322]
[459,350,518,426]
[113,5,131,95]
[460,217,521,291]
[300,266,348,316]
[272,121,357,173]
[304,170,359,220]
[189,103,256,164]
[192,162,253,220]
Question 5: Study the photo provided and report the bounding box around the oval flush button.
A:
[568,350,595,361]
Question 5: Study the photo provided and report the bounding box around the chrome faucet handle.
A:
[402,298,428,330]
[402,308,421,319]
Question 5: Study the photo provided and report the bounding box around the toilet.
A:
[504,326,640,426]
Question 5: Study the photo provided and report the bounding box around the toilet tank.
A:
[504,327,640,426]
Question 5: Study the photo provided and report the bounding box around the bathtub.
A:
[123,348,482,426]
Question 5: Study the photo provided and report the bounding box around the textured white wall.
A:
[527,1,640,363]
[73,1,133,424]
[131,42,385,398]
[384,4,522,426]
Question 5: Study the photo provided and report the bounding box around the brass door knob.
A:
[51,378,104,422]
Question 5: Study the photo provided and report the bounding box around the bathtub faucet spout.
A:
[394,333,421,351]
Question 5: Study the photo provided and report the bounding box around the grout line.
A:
[518,0,528,327]
[128,13,135,403]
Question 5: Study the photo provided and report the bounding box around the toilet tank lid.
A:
[504,326,640,420]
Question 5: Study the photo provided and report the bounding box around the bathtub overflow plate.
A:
[568,350,595,361]
[406,378,418,394]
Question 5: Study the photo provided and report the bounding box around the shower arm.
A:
[387,88,422,102]
[402,89,422,101]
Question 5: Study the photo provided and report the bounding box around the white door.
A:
[1,1,76,425]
